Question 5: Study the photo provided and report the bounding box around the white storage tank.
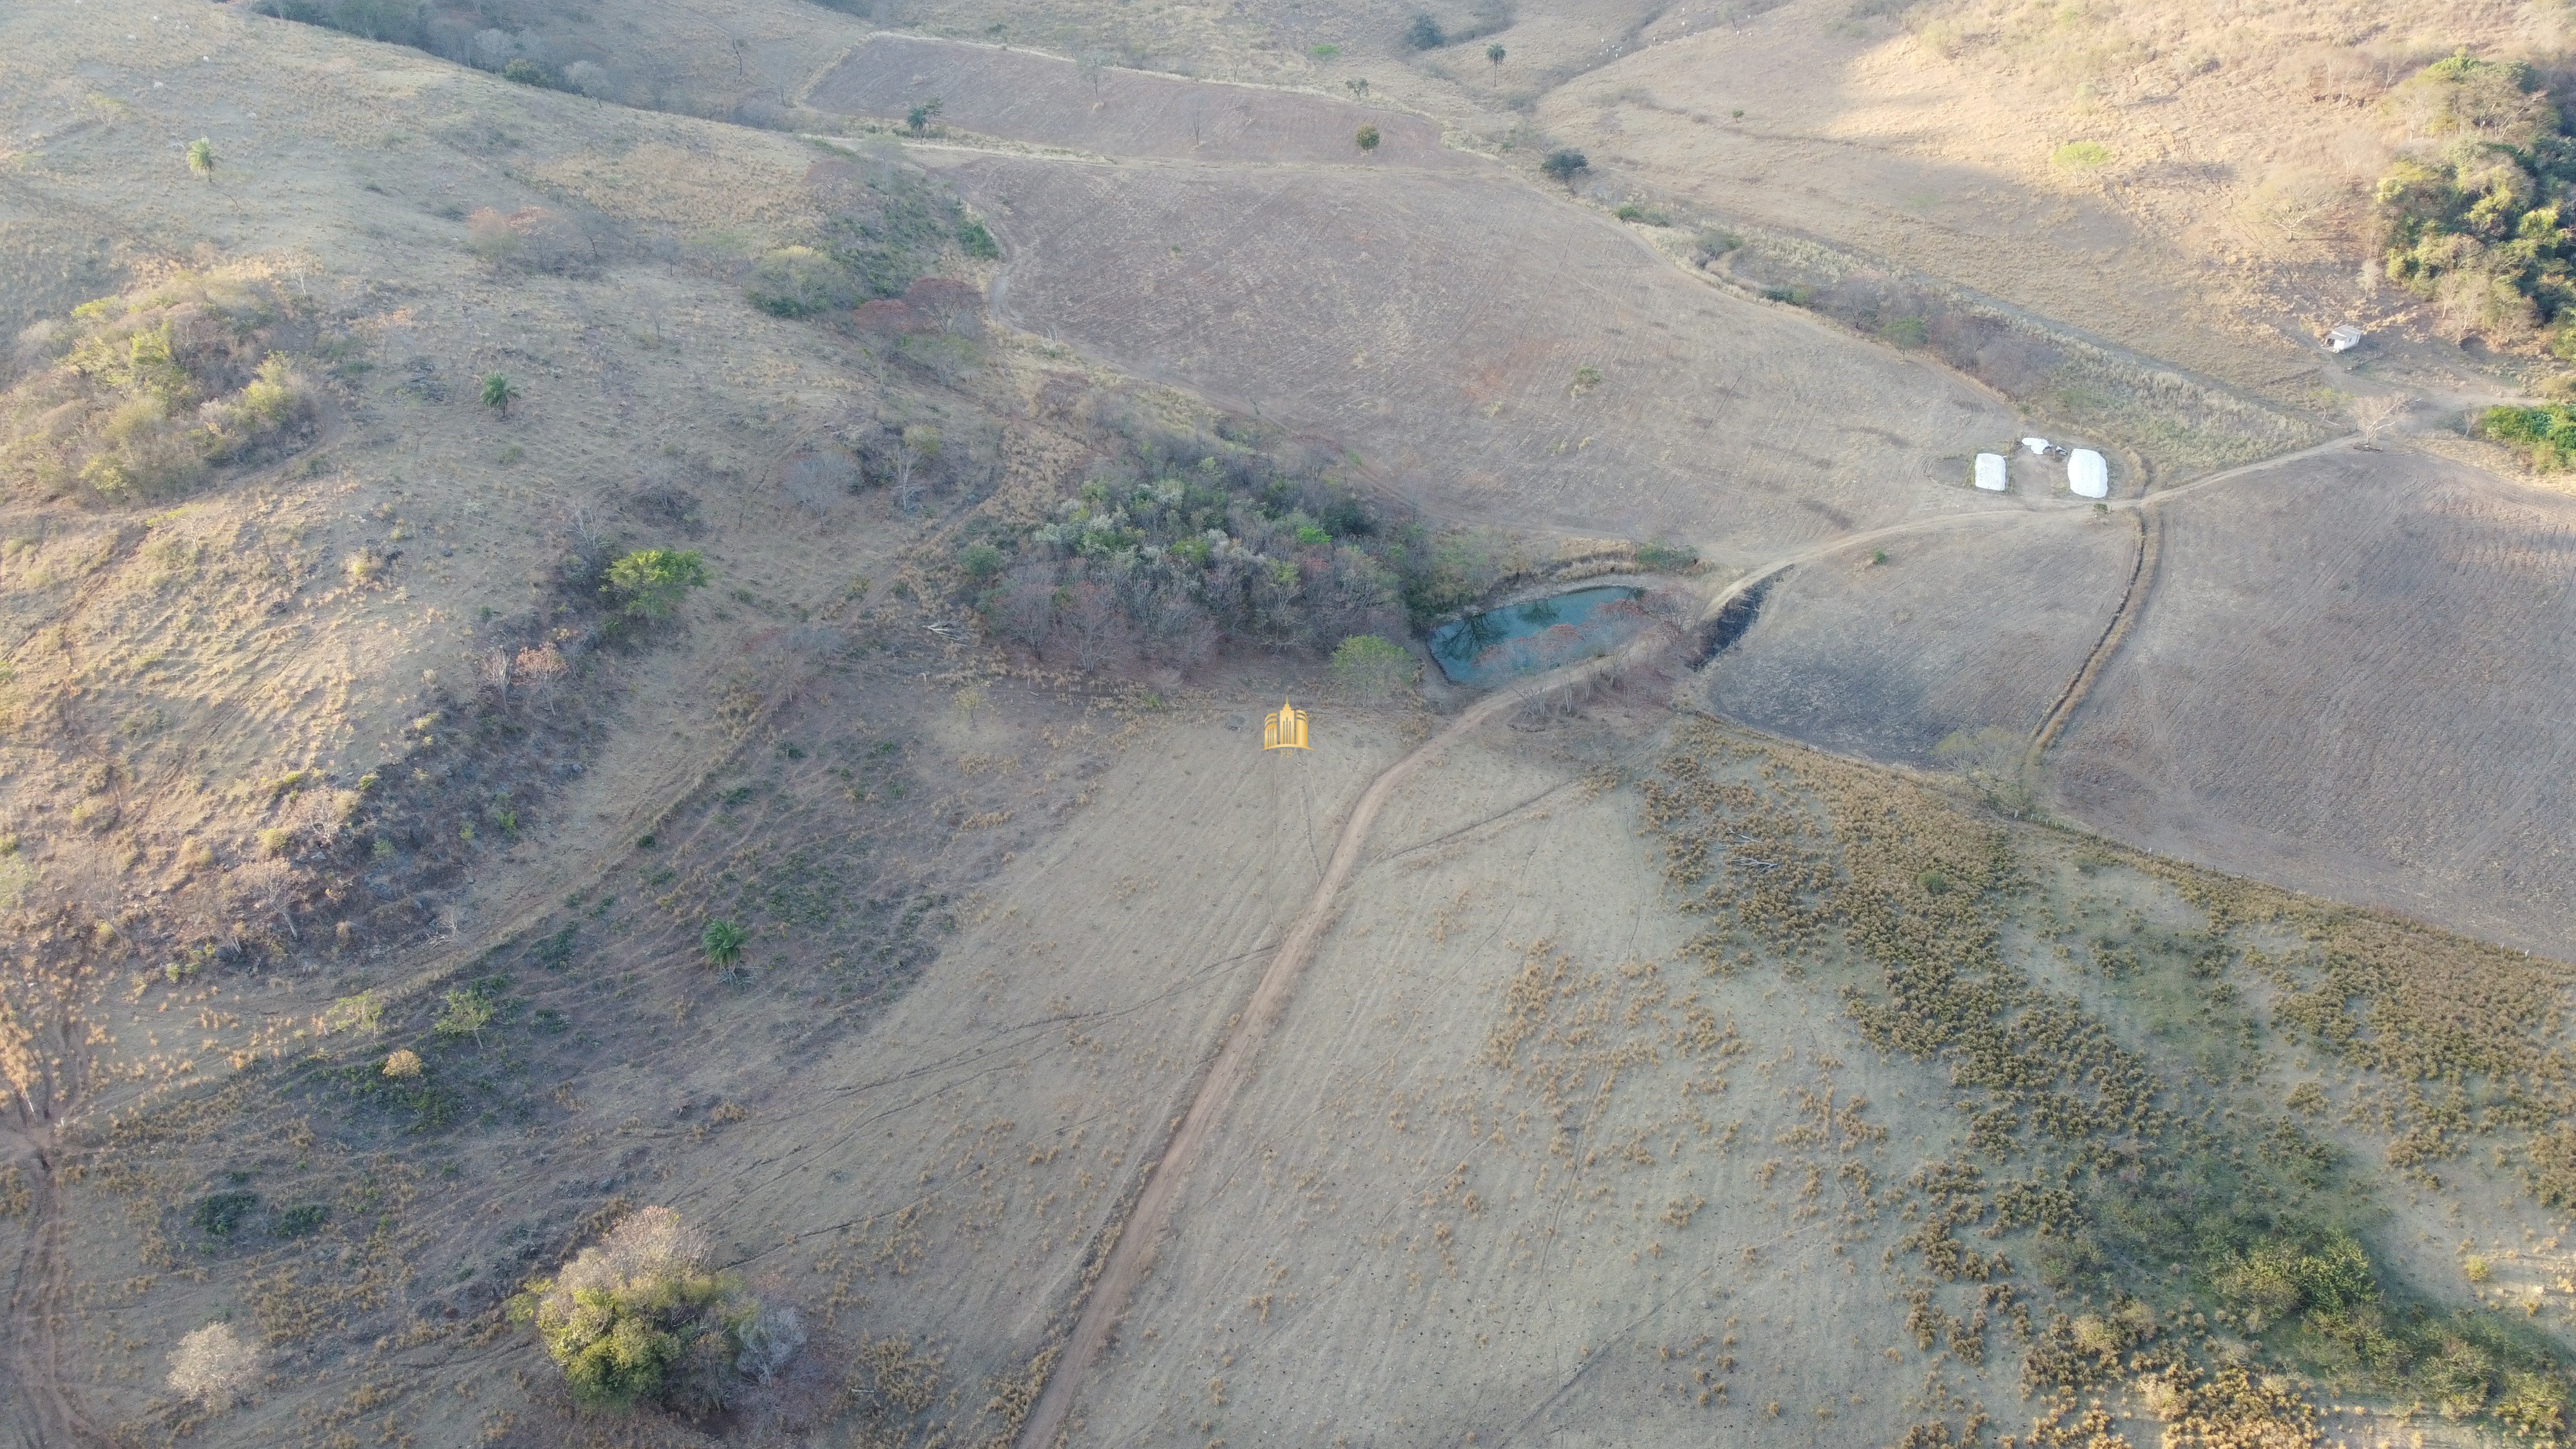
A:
[1973,453,2008,491]
[2067,448,2109,499]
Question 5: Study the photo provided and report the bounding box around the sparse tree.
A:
[604,548,708,619]
[480,371,518,417]
[1403,13,1445,49]
[905,96,944,134]
[167,1323,257,1408]
[2350,392,2411,450]
[185,137,216,185]
[893,424,941,509]
[1346,77,1369,98]
[1541,148,1590,190]
[1487,42,1506,70]
[1355,124,1381,153]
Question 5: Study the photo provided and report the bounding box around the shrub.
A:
[701,919,747,965]
[480,371,517,417]
[1331,634,1413,697]
[510,1207,791,1413]
[1355,124,1380,153]
[905,96,944,134]
[604,549,709,619]
[956,217,1000,260]
[434,985,496,1040]
[2052,140,2112,170]
[167,1323,257,1407]
[747,247,857,317]
[1541,149,1589,188]
[383,1048,423,1079]
[958,542,1004,580]
[502,57,553,87]
[193,1190,260,1236]
[1402,13,1444,49]
[1614,202,1669,225]
[1634,541,1699,572]
[1310,43,1340,60]
[185,137,216,184]
[274,1203,329,1238]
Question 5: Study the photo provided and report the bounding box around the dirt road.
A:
[1011,435,2370,1445]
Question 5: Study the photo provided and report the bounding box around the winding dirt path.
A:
[1012,437,2371,1446]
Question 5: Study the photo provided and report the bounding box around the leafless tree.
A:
[998,559,1058,654]
[2350,392,2411,450]
[1056,579,1130,674]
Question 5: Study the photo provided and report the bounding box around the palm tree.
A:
[481,372,518,418]
[1487,43,1506,71]
[186,137,216,185]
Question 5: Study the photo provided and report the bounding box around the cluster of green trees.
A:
[747,165,995,318]
[2476,402,2576,468]
[511,1207,803,1414]
[951,432,1514,676]
[2373,53,2576,351]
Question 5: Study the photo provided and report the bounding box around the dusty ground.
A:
[2051,445,2576,958]
[1705,504,2135,762]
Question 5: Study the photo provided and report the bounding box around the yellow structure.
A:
[1262,697,1310,750]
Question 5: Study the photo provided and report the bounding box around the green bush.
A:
[2051,140,2112,170]
[956,218,1000,260]
[701,919,747,965]
[1634,541,1699,572]
[958,542,1004,580]
[502,58,553,87]
[434,984,496,1040]
[1402,12,1444,49]
[747,247,857,318]
[193,1191,260,1236]
[2478,402,2576,469]
[510,1208,795,1413]
[1541,149,1589,188]
[1331,634,1413,697]
[604,549,709,619]
[274,1203,329,1238]
[1614,202,1670,225]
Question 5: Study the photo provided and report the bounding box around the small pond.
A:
[1426,585,1650,686]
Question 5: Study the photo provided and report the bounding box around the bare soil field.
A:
[2052,447,2576,956]
[1704,506,2135,762]
[944,151,2018,562]
[807,33,1473,167]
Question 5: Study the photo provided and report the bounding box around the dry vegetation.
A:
[7,0,2576,1446]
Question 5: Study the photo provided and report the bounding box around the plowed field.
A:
[2054,450,2576,954]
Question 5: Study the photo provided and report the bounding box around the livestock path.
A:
[1011,441,2350,1447]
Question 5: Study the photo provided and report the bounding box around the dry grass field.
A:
[1704,504,2135,762]
[2052,447,2576,957]
[7,0,2576,1446]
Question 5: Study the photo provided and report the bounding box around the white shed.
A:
[2067,448,2109,499]
[2325,324,2365,353]
[1973,452,2008,491]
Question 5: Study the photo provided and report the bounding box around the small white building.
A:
[2325,324,2365,353]
[2067,448,2109,499]
[1973,452,2008,491]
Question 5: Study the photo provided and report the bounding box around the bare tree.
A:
[998,559,1058,653]
[892,424,941,511]
[2350,392,2411,450]
[1056,579,1130,674]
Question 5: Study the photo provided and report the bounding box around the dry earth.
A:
[2052,446,2576,957]
[1705,504,2135,762]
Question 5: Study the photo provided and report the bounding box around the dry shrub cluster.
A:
[1,262,316,505]
[1715,235,2323,471]
[1639,718,2576,1442]
[166,1321,258,1408]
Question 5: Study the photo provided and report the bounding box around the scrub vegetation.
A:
[2372,53,2576,352]
[1640,718,2576,1445]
